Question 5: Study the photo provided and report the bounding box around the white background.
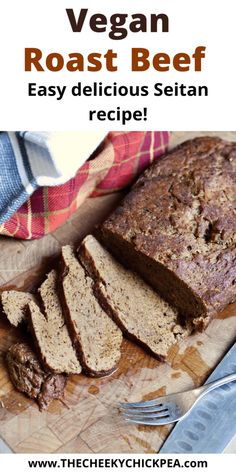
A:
[0,0,235,130]
[0,453,236,469]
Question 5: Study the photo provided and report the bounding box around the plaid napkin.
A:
[0,131,169,240]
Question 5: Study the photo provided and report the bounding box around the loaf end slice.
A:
[1,291,35,327]
[6,342,67,411]
[60,245,122,377]
[79,235,190,361]
[28,270,82,375]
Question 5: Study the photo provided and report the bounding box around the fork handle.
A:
[198,373,236,399]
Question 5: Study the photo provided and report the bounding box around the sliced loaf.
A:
[79,235,190,361]
[60,245,122,377]
[99,138,236,327]
[1,291,35,327]
[28,270,82,375]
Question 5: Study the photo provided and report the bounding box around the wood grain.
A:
[0,193,123,291]
[0,131,236,453]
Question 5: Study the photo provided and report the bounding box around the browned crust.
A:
[58,251,120,378]
[6,342,67,411]
[96,136,236,326]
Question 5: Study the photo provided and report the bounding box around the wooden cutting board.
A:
[0,132,236,454]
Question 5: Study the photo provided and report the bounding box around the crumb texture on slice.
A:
[28,270,81,375]
[60,245,122,376]
[79,235,190,360]
[1,290,35,327]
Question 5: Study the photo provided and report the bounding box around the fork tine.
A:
[120,404,169,414]
[119,398,165,409]
[124,416,175,426]
[123,409,170,420]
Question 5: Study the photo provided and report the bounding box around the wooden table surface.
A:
[0,131,236,454]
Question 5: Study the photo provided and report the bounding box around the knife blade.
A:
[160,340,236,453]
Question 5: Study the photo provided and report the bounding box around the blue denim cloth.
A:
[0,132,37,224]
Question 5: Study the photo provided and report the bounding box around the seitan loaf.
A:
[99,137,236,329]
[79,235,190,360]
[60,245,122,377]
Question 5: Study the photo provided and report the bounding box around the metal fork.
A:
[119,373,236,426]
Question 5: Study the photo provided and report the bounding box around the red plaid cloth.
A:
[0,131,169,239]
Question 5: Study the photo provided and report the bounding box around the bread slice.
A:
[79,235,190,361]
[1,291,35,327]
[28,270,81,375]
[60,245,122,377]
